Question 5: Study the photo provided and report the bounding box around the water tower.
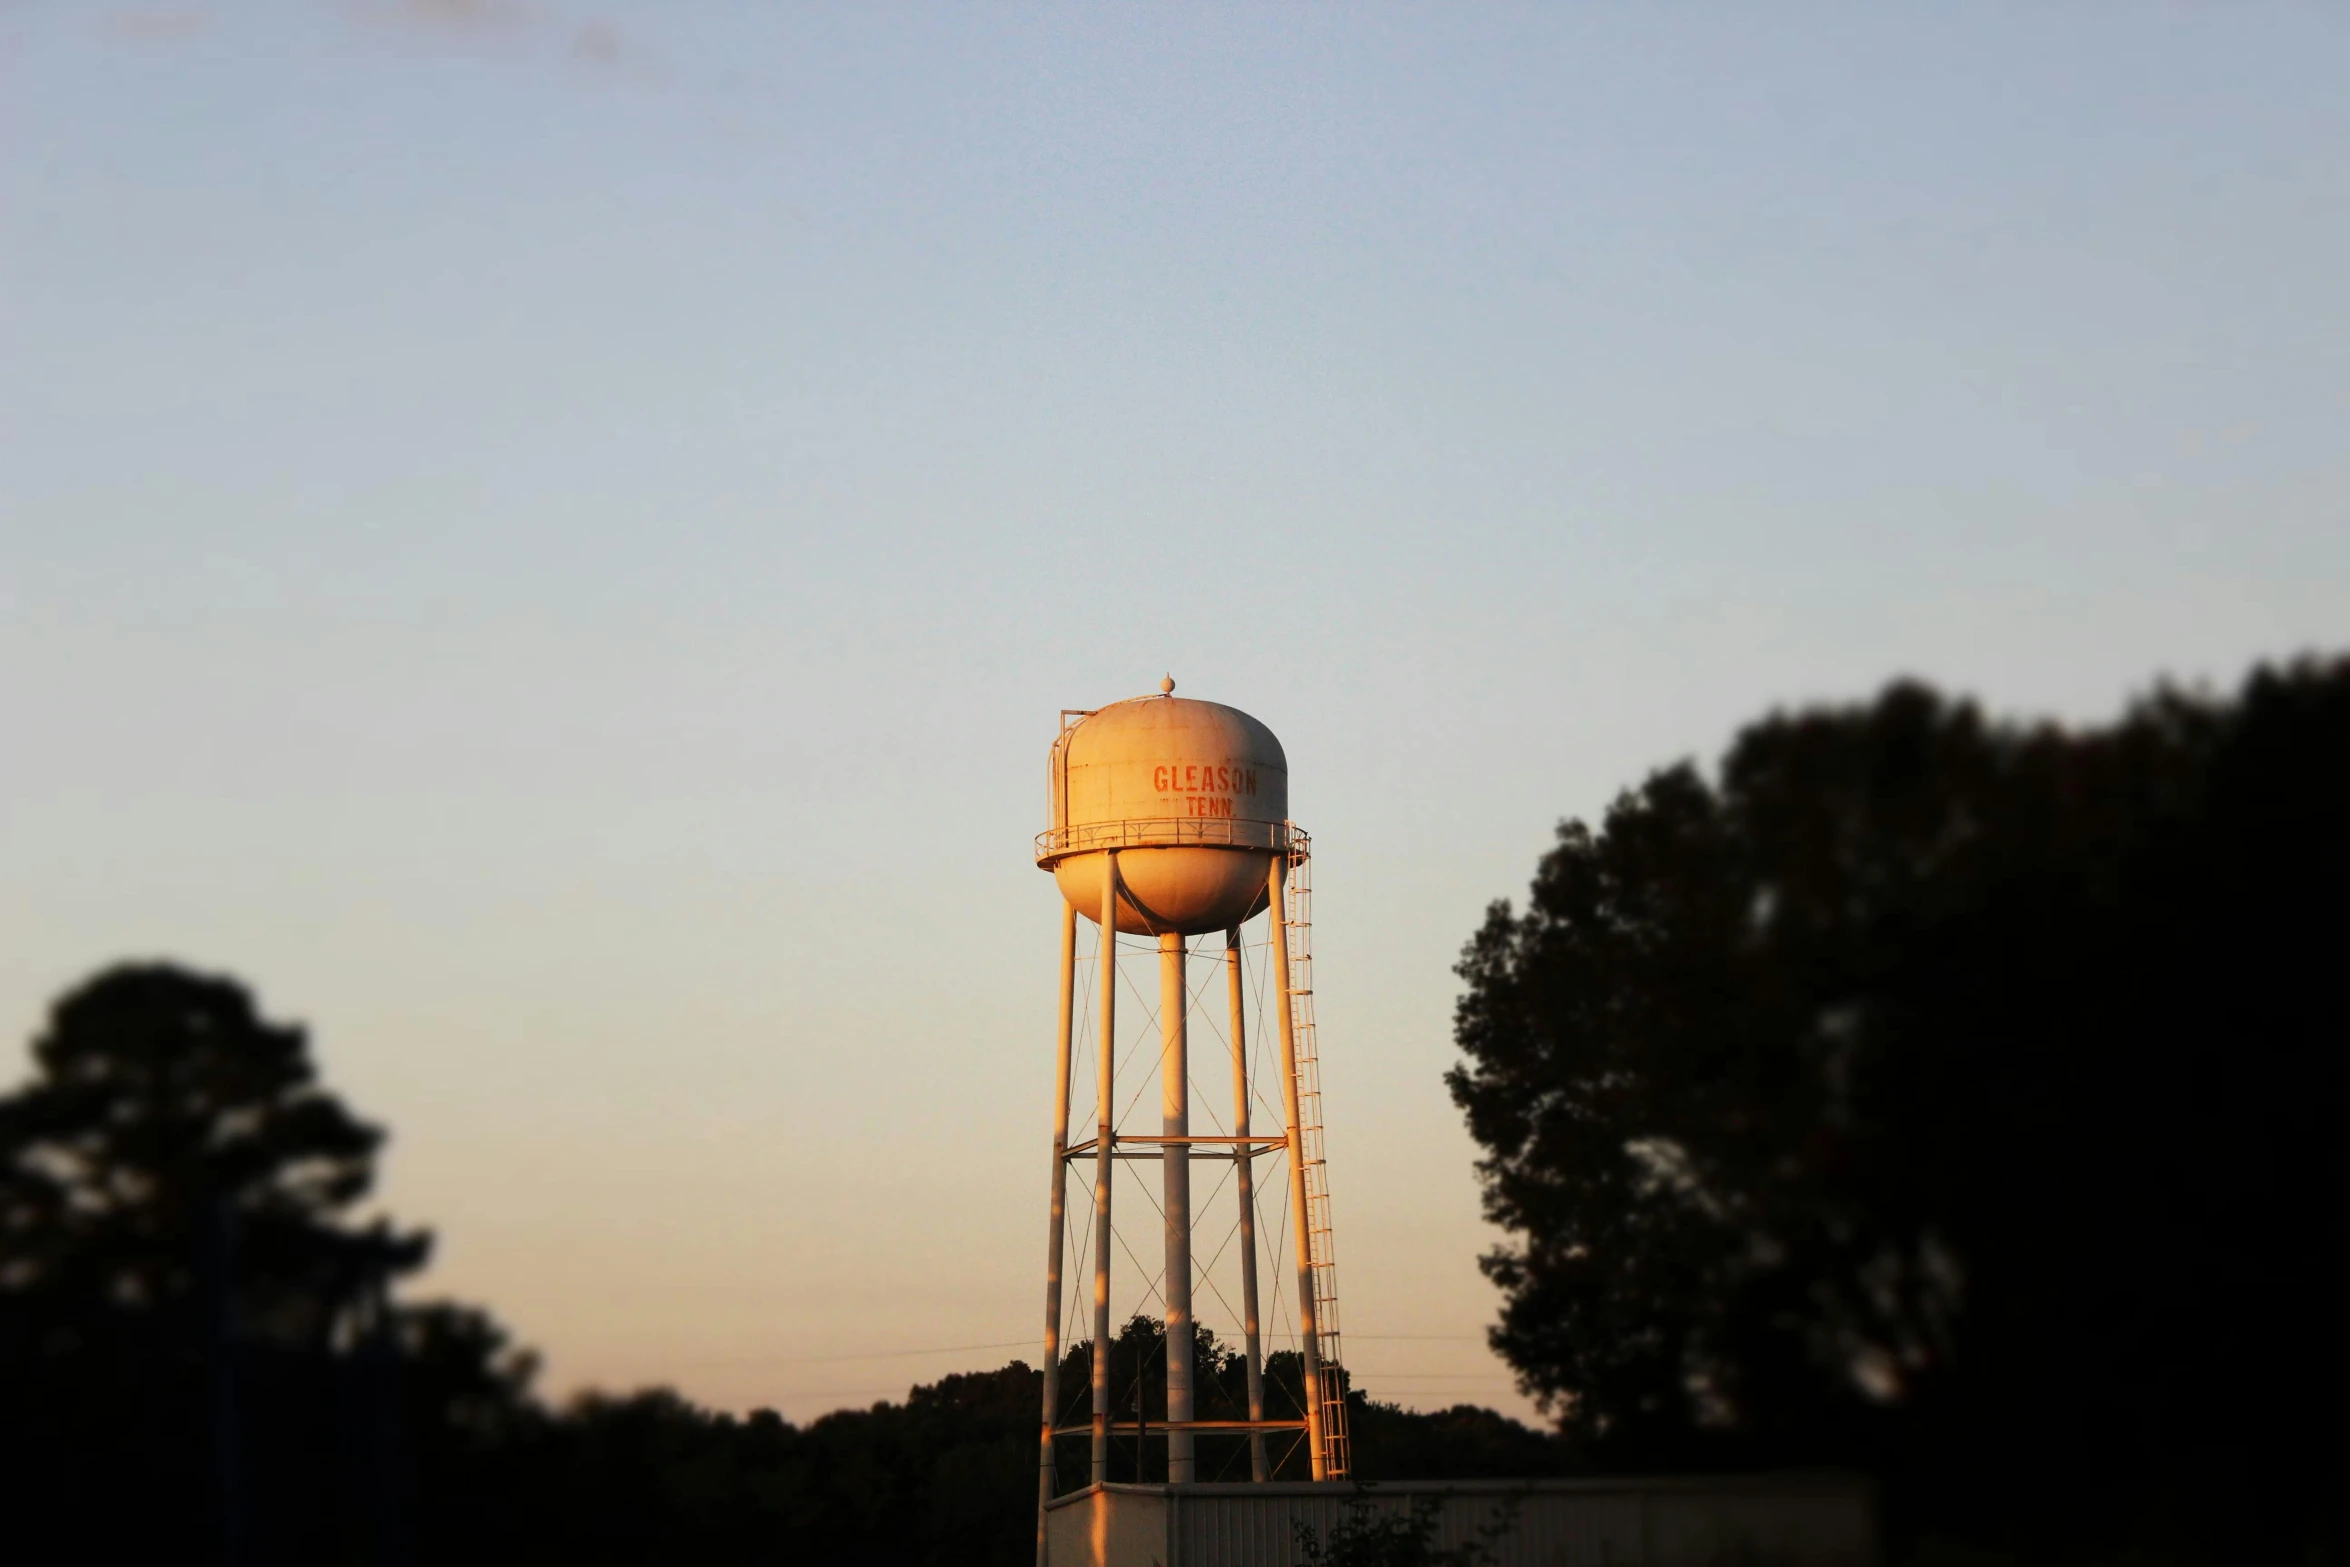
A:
[1033,680,1350,1545]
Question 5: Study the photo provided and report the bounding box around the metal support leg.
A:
[1091,856,1119,1488]
[1268,855,1328,1480]
[1038,899,1076,1564]
[1226,925,1269,1481]
[1161,931,1194,1484]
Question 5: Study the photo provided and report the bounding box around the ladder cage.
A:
[1283,829,1350,1479]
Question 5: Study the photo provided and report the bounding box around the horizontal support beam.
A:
[1062,1150,1279,1164]
[1117,1134,1288,1146]
[1062,1134,1286,1162]
[1050,1419,1308,1438]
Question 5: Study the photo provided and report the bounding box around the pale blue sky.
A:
[4,2,2345,1419]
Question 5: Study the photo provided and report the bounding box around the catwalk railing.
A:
[1034,816,1293,864]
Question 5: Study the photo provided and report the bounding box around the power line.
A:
[680,1339,1033,1367]
[1346,1334,1484,1342]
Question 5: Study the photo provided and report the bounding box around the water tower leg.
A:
[1160,930,1195,1483]
[1268,854,1328,1480]
[1226,925,1269,1482]
[1091,857,1119,1488]
[1038,898,1077,1565]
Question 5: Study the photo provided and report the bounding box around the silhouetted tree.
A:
[388,1301,543,1558]
[1448,659,2350,1561]
[0,964,456,1563]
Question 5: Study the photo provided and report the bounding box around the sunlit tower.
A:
[1033,679,1349,1548]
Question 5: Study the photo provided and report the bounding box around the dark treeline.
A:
[1452,657,2350,1562]
[0,965,1560,1566]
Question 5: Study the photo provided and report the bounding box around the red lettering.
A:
[1154,765,1168,791]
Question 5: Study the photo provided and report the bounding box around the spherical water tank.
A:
[1037,682,1289,936]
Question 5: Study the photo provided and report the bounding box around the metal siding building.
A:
[1046,1476,1874,1567]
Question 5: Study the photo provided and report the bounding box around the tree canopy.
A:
[1448,659,2350,1558]
[0,964,426,1341]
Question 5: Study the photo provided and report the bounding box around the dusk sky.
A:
[5,2,2346,1421]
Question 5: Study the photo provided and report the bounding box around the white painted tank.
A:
[1038,680,1289,935]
